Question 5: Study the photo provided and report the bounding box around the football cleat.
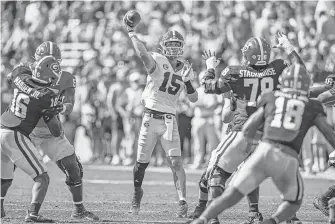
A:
[176,200,188,218]
[131,187,143,215]
[313,194,329,216]
[286,216,302,224]
[24,212,54,223]
[188,203,206,219]
[209,217,220,224]
[243,212,263,224]
[71,210,99,221]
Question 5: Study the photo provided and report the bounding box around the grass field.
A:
[1,162,331,224]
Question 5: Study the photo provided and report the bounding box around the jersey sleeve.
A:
[62,71,76,89]
[147,52,162,78]
[272,59,289,74]
[201,67,232,94]
[311,99,327,118]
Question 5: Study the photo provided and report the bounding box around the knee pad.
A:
[170,157,182,168]
[208,166,231,190]
[56,154,82,186]
[199,171,208,194]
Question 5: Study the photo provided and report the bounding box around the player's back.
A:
[1,74,55,137]
[142,52,186,114]
[260,91,325,154]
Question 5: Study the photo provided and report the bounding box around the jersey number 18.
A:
[270,97,305,131]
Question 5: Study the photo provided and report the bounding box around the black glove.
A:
[43,114,54,123]
[42,104,63,117]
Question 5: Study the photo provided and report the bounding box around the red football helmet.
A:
[159,30,184,58]
[35,41,62,62]
[241,37,271,66]
[279,63,311,95]
[32,56,62,85]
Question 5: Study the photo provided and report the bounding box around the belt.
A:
[143,108,174,120]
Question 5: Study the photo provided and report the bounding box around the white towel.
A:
[163,114,173,141]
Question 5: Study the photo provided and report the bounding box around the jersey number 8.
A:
[10,89,30,119]
[270,97,305,131]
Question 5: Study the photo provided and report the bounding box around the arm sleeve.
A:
[201,68,232,94]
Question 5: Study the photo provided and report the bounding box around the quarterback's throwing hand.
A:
[181,60,194,82]
[123,10,141,32]
[202,50,220,70]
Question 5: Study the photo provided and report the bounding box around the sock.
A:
[247,187,259,213]
[133,161,149,187]
[68,184,84,212]
[320,185,335,202]
[29,202,41,215]
[199,199,207,207]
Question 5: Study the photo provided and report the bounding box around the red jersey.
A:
[1,71,57,137]
[258,91,326,154]
[203,59,288,131]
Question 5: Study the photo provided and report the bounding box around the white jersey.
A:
[141,52,193,114]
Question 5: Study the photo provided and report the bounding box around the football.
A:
[124,10,141,29]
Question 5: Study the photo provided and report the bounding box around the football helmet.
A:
[32,56,62,85]
[241,37,271,66]
[35,41,62,62]
[159,30,184,58]
[279,63,311,95]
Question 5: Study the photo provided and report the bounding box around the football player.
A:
[8,41,99,221]
[310,73,335,217]
[190,33,305,224]
[1,56,62,222]
[123,10,198,217]
[191,63,335,224]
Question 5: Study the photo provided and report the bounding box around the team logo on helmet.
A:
[163,64,169,70]
[50,62,61,74]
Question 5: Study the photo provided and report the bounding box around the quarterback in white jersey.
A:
[123,10,198,218]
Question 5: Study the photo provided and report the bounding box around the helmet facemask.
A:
[160,40,184,58]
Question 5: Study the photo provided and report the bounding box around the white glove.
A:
[274,32,294,55]
[329,150,335,167]
[181,60,194,82]
[202,50,220,70]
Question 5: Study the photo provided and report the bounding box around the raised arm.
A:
[274,32,305,67]
[123,11,155,73]
[201,50,232,94]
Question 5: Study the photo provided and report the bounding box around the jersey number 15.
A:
[159,72,182,95]
[270,97,305,131]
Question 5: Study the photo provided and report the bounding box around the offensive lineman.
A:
[191,63,335,224]
[1,56,62,222]
[190,33,305,224]
[8,42,99,221]
[123,10,198,217]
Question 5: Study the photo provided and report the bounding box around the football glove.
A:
[181,60,194,82]
[42,104,64,117]
[273,32,294,55]
[123,10,141,32]
[202,50,220,70]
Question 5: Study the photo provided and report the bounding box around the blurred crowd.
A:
[1,1,335,172]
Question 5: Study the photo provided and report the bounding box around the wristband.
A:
[284,44,294,55]
[184,81,196,94]
[199,216,208,224]
[128,31,136,38]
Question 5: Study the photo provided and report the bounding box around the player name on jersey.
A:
[239,67,276,78]
[13,77,42,99]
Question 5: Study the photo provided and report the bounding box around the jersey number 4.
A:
[10,89,30,119]
[159,72,182,95]
[244,77,273,102]
[270,97,305,131]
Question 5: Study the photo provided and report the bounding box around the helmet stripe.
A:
[293,64,300,90]
[256,37,264,62]
[48,41,53,55]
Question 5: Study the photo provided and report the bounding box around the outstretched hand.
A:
[273,32,294,53]
[202,50,221,70]
[181,60,194,82]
